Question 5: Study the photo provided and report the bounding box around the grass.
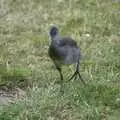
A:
[0,0,120,119]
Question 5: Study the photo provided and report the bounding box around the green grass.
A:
[0,0,120,119]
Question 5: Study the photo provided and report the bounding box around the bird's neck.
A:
[51,34,60,40]
[51,34,61,45]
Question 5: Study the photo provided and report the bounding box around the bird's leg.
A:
[56,66,63,81]
[78,72,86,85]
[76,59,85,85]
[58,68,63,82]
[68,60,85,85]
[68,71,77,81]
[56,66,64,92]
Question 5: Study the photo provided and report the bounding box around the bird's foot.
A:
[68,71,86,85]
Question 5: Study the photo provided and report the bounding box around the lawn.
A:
[0,0,120,119]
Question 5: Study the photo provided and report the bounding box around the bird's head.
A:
[49,26,59,38]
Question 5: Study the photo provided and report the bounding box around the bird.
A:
[48,26,85,87]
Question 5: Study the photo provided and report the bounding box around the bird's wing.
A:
[59,37,77,47]
[49,36,79,62]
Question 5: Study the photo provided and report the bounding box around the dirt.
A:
[0,88,26,105]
